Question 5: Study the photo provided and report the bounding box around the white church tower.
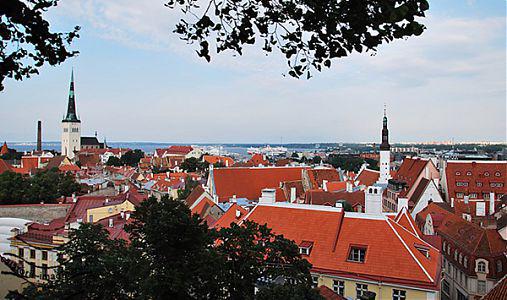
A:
[378,106,391,184]
[61,71,81,159]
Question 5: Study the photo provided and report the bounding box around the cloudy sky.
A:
[0,0,505,144]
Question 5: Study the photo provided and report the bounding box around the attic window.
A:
[415,244,430,258]
[466,171,472,176]
[455,171,461,176]
[484,172,490,177]
[299,241,314,255]
[495,172,501,177]
[348,246,367,263]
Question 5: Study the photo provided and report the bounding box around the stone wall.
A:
[0,205,71,223]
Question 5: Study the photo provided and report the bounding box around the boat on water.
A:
[247,145,288,156]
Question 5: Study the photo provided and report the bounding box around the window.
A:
[497,260,503,273]
[495,172,501,177]
[41,263,48,279]
[348,246,366,263]
[393,289,406,300]
[63,128,68,132]
[356,284,368,298]
[484,193,490,199]
[477,261,487,273]
[466,171,472,176]
[442,280,450,295]
[29,264,35,278]
[415,244,429,258]
[476,182,483,187]
[89,215,93,223]
[299,247,310,255]
[18,248,24,259]
[456,193,464,199]
[42,251,48,261]
[30,249,35,259]
[311,276,318,288]
[332,280,344,295]
[477,280,486,294]
[454,250,458,261]
[455,171,461,176]
[299,241,313,255]
[484,172,490,177]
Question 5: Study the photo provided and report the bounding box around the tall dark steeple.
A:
[62,70,80,123]
[380,105,390,151]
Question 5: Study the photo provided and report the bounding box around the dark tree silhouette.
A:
[0,0,79,91]
[167,0,429,78]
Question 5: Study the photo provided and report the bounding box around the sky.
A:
[0,0,505,144]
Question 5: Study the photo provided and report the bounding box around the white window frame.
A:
[393,289,406,300]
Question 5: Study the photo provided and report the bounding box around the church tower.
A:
[61,70,81,159]
[378,106,391,184]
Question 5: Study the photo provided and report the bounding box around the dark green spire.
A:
[63,70,80,123]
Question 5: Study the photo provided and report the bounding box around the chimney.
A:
[335,202,343,210]
[120,211,125,219]
[323,180,328,191]
[72,193,77,203]
[125,213,131,220]
[105,198,109,204]
[290,187,296,203]
[346,181,353,193]
[235,209,241,218]
[464,195,469,205]
[365,186,382,215]
[397,198,408,213]
[490,192,495,215]
[259,188,276,204]
[108,218,113,227]
[451,197,454,208]
[37,120,42,151]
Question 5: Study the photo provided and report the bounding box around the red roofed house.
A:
[416,202,507,300]
[0,142,9,155]
[0,159,13,175]
[207,166,307,202]
[384,157,440,214]
[203,155,234,167]
[154,145,202,159]
[441,161,506,219]
[241,199,441,299]
[302,168,341,191]
[212,203,248,229]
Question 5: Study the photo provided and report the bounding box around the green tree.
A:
[177,176,199,200]
[167,0,429,78]
[180,157,208,172]
[365,158,379,171]
[312,156,322,165]
[326,154,364,172]
[0,171,29,204]
[106,156,122,166]
[0,0,80,91]
[120,149,144,167]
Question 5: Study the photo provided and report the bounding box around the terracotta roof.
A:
[481,274,507,300]
[0,158,12,174]
[325,181,347,192]
[77,153,100,167]
[303,190,365,209]
[244,203,440,290]
[96,212,132,241]
[185,185,207,207]
[248,154,269,166]
[13,217,66,245]
[0,142,8,155]
[417,203,506,257]
[306,168,341,189]
[211,167,307,202]
[156,145,193,157]
[355,168,379,186]
[213,203,248,229]
[191,196,216,218]
[444,161,506,200]
[408,178,431,209]
[203,155,234,167]
[43,156,66,170]
[59,163,80,172]
[394,207,423,237]
[281,180,305,201]
[318,285,346,300]
[395,158,430,191]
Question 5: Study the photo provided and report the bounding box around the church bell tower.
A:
[61,70,81,159]
[378,106,391,184]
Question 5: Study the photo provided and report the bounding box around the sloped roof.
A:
[408,178,431,209]
[318,285,346,300]
[244,203,440,290]
[355,168,379,186]
[306,168,341,189]
[481,274,507,300]
[395,158,429,190]
[0,159,12,174]
[394,207,423,237]
[213,203,248,229]
[281,180,305,201]
[444,161,506,200]
[185,185,207,207]
[203,155,234,166]
[325,181,347,192]
[303,190,365,208]
[211,167,307,201]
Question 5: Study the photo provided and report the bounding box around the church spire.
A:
[63,69,80,123]
[380,104,390,151]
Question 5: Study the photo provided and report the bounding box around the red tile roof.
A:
[13,217,66,246]
[303,190,365,209]
[156,145,193,157]
[0,142,8,155]
[355,168,379,186]
[248,153,269,166]
[0,158,12,174]
[211,167,307,202]
[306,168,341,189]
[244,204,440,290]
[213,203,248,229]
[325,181,347,192]
[203,155,234,167]
[481,274,507,300]
[394,207,423,237]
[281,180,305,201]
[394,158,430,191]
[185,185,207,207]
[191,196,216,218]
[444,161,506,200]
[318,285,346,300]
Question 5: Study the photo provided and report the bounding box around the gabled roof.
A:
[408,178,431,208]
[355,168,379,186]
[213,203,248,229]
[203,155,234,166]
[281,180,305,201]
[211,166,307,202]
[395,158,430,190]
[303,190,365,208]
[244,203,440,290]
[417,203,506,257]
[0,159,12,174]
[306,168,341,189]
[186,185,209,208]
[444,160,506,200]
[0,142,8,155]
[325,181,347,193]
[481,274,507,300]
[394,207,423,237]
[318,285,346,300]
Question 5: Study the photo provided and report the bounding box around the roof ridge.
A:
[386,219,435,283]
[389,218,439,251]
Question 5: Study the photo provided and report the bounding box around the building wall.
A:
[379,150,391,184]
[0,205,70,224]
[10,241,60,283]
[61,122,81,159]
[411,181,444,218]
[86,200,135,223]
[315,272,438,300]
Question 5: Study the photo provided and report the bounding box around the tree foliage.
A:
[167,0,429,78]
[177,176,199,200]
[180,156,208,172]
[0,168,80,204]
[0,0,79,91]
[326,154,364,172]
[10,195,321,299]
[105,150,144,167]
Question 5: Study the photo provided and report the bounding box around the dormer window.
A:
[477,182,483,187]
[455,171,461,176]
[414,244,430,258]
[476,260,488,273]
[298,241,314,255]
[495,172,501,177]
[484,172,490,177]
[348,246,367,263]
[466,171,472,176]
